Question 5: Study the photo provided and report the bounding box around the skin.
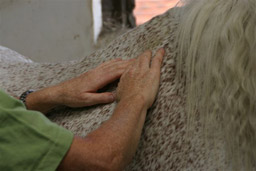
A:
[25,48,165,170]
[26,58,135,113]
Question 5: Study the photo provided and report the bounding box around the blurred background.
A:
[135,0,178,25]
[0,0,178,63]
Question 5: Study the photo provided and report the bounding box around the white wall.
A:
[92,0,102,44]
[0,0,95,63]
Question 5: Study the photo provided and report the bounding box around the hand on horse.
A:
[117,48,165,109]
[56,58,135,107]
[25,58,134,113]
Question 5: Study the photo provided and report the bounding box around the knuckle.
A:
[157,57,162,63]
[144,50,152,55]
[111,64,119,71]
[118,63,126,68]
[114,66,125,73]
[154,57,162,64]
[150,69,158,76]
[116,69,125,76]
[80,93,89,101]
[139,54,144,60]
[118,67,126,74]
[127,68,137,76]
[101,67,109,74]
[128,69,134,74]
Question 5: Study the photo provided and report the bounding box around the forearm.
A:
[25,86,62,114]
[109,95,148,163]
[85,95,148,170]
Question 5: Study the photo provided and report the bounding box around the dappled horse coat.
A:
[0,8,227,170]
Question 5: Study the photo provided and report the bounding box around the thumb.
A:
[86,92,115,106]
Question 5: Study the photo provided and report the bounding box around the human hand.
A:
[116,48,165,109]
[55,58,134,107]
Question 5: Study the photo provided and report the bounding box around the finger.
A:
[102,58,131,70]
[151,48,165,73]
[111,59,135,69]
[102,59,134,79]
[122,62,135,77]
[113,59,135,71]
[94,60,133,90]
[85,92,115,106]
[129,58,136,63]
[100,58,123,68]
[138,50,152,69]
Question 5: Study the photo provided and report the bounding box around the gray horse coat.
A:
[0,8,227,170]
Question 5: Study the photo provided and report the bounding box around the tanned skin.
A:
[25,48,165,171]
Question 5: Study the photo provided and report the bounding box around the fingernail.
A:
[159,48,165,55]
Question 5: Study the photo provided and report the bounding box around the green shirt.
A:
[0,89,73,171]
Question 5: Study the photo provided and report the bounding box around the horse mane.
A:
[176,0,256,170]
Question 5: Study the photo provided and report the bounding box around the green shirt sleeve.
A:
[0,89,74,171]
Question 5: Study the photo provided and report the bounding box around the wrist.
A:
[45,85,65,106]
[118,94,148,110]
[25,86,62,113]
[19,89,35,107]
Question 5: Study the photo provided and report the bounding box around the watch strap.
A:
[19,89,35,107]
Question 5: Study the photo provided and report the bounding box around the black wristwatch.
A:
[19,89,35,107]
